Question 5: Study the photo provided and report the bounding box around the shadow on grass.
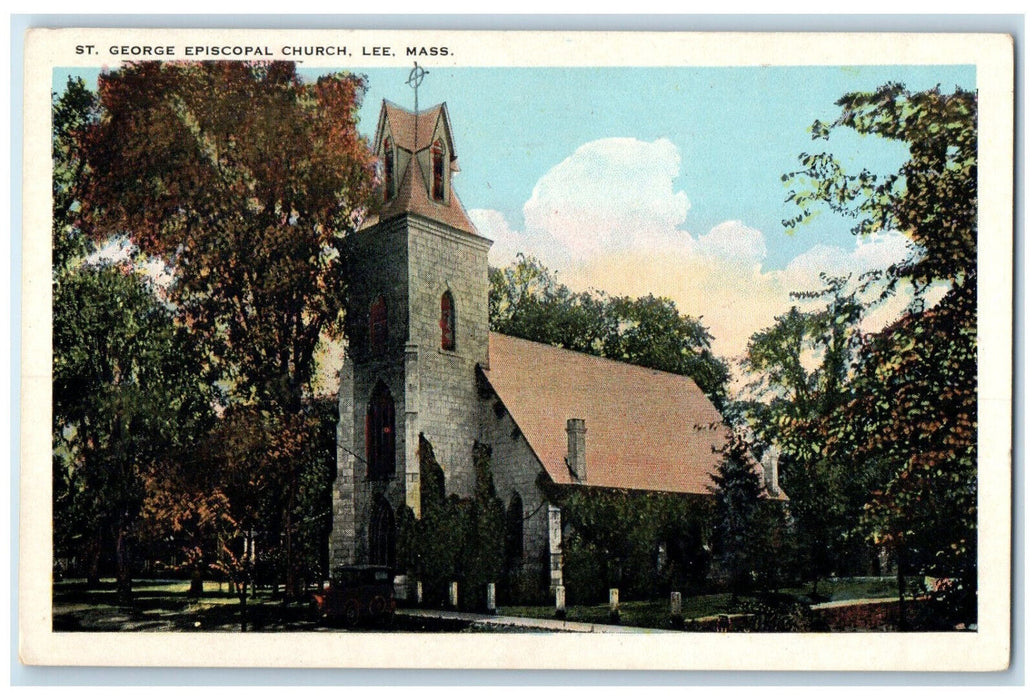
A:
[52,579,319,632]
[52,579,474,632]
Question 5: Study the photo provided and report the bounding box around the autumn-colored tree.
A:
[139,401,334,621]
[80,61,378,411]
[784,84,978,626]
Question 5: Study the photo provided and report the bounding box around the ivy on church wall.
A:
[396,436,506,610]
[542,480,715,604]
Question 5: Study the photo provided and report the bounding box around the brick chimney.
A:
[762,445,780,497]
[566,418,587,482]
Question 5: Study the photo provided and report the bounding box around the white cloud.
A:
[475,137,919,372]
[523,138,691,259]
[691,220,768,262]
[470,208,569,270]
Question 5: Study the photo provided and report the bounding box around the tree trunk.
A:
[896,549,908,631]
[189,563,204,596]
[284,470,300,601]
[239,581,248,632]
[86,531,102,587]
[115,527,132,603]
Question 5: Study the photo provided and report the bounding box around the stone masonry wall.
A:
[407,216,490,499]
[331,219,411,569]
[476,379,552,587]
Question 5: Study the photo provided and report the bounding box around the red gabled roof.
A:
[361,100,480,237]
[360,157,480,236]
[380,100,451,155]
[481,333,731,495]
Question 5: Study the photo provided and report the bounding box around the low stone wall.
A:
[680,598,924,632]
[813,598,921,631]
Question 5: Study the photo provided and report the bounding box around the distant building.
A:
[330,100,781,597]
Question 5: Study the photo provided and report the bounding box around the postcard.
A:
[19,27,1014,670]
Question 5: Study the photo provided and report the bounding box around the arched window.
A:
[366,381,395,479]
[439,291,456,351]
[431,140,445,201]
[383,138,395,201]
[369,295,387,354]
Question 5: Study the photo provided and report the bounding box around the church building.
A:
[329,99,780,599]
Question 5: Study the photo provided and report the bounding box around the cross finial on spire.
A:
[406,63,429,153]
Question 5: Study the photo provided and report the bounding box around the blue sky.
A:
[343,65,974,361]
[343,65,974,267]
[57,63,976,362]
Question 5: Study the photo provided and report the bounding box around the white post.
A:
[449,581,459,608]
[486,583,496,613]
[416,580,423,605]
[609,588,620,621]
[547,505,564,590]
[670,591,682,616]
[555,585,566,619]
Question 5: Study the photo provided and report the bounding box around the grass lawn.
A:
[502,592,735,629]
[52,578,315,632]
[778,577,906,602]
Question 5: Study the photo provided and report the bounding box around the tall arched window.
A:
[369,295,387,354]
[505,493,524,567]
[431,140,445,201]
[366,381,395,479]
[439,291,456,351]
[383,138,395,201]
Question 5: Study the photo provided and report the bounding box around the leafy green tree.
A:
[784,84,977,626]
[738,275,871,589]
[709,437,783,598]
[604,294,730,405]
[490,254,729,405]
[490,254,613,355]
[784,83,975,288]
[52,76,98,272]
[53,263,214,596]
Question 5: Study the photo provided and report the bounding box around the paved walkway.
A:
[400,598,910,633]
[811,596,903,609]
[398,608,664,633]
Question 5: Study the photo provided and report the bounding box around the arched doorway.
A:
[369,497,396,568]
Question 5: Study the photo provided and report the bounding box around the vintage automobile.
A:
[311,565,396,627]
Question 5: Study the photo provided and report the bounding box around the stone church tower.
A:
[329,100,491,569]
